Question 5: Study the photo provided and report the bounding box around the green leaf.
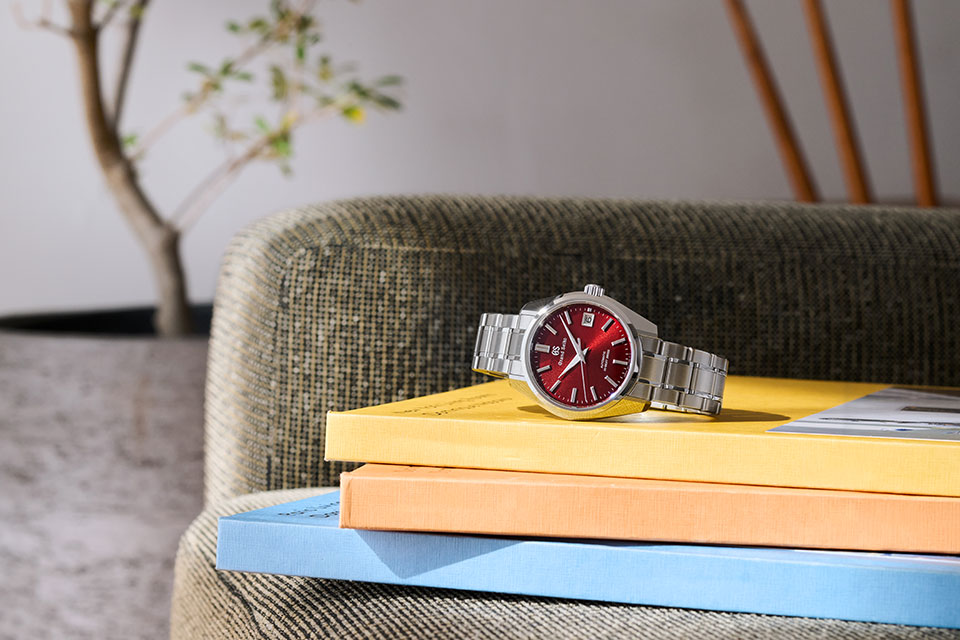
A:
[270,134,292,158]
[254,116,271,133]
[121,132,139,148]
[317,56,333,81]
[270,0,290,20]
[226,20,241,33]
[212,113,228,138]
[347,81,371,100]
[219,59,234,76]
[296,14,314,34]
[371,94,401,110]
[270,65,288,101]
[187,61,210,74]
[375,75,403,87]
[247,17,269,33]
[234,71,254,82]
[342,105,365,124]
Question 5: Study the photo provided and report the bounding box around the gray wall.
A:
[1,0,957,315]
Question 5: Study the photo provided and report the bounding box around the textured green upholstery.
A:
[173,196,960,638]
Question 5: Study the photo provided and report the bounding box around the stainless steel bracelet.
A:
[472,312,727,416]
[629,334,727,416]
[472,313,529,379]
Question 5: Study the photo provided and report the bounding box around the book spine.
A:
[325,412,960,497]
[216,512,960,629]
[339,467,960,554]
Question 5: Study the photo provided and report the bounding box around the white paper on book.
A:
[770,386,960,441]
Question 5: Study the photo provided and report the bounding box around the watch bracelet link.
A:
[632,334,727,415]
[472,313,529,379]
[472,312,728,416]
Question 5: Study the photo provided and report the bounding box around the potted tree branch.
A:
[0,2,401,637]
[11,0,402,335]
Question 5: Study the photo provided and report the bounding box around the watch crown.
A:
[583,284,605,297]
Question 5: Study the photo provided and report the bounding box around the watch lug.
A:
[597,396,652,419]
[520,295,558,316]
[509,379,537,400]
[622,307,657,337]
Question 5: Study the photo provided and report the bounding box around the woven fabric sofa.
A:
[170,195,960,639]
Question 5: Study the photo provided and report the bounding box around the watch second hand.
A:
[578,338,589,394]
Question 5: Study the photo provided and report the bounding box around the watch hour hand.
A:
[558,347,589,379]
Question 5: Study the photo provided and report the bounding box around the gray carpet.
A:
[0,331,206,639]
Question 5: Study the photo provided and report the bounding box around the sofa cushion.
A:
[204,196,960,504]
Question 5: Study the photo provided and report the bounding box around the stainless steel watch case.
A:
[510,288,658,420]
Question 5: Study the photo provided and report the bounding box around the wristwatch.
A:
[472,284,728,420]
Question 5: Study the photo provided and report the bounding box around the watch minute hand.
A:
[561,318,584,361]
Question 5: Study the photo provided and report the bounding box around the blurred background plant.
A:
[15,0,402,335]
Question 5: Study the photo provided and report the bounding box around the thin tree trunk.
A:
[67,1,192,335]
[148,227,193,336]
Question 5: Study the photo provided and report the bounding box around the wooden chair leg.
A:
[724,0,819,202]
[802,0,872,204]
[891,0,938,207]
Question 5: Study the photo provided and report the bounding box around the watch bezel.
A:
[520,292,640,419]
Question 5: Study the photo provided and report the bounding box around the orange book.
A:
[340,464,960,554]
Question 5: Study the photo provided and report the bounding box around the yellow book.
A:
[325,377,960,497]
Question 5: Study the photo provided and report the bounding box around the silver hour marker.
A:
[604,375,617,386]
[601,318,614,331]
[590,386,598,401]
[545,324,558,335]
[563,310,572,324]
[570,387,578,403]
[612,359,628,366]
[536,364,552,373]
[610,337,625,346]
[549,380,561,393]
[535,343,551,353]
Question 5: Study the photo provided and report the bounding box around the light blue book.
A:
[217,491,960,629]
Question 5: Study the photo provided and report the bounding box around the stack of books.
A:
[217,376,960,628]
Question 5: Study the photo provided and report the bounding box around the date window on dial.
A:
[581,312,595,328]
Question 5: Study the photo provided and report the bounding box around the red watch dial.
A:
[528,303,633,409]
